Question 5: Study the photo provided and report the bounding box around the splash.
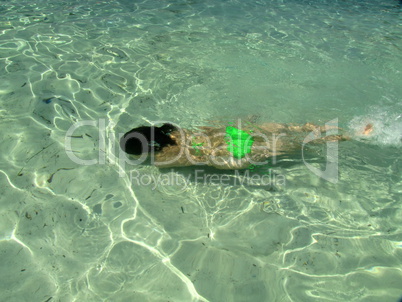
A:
[348,109,402,146]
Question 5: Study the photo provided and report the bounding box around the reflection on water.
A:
[0,0,401,301]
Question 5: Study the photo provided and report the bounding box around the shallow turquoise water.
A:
[0,0,402,301]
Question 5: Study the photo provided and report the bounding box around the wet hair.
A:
[120,123,178,156]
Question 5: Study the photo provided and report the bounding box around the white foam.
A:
[348,110,402,146]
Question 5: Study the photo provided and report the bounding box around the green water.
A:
[0,0,401,301]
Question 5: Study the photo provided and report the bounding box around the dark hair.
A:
[120,123,178,155]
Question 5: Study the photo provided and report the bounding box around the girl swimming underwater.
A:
[119,121,352,170]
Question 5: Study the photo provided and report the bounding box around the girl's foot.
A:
[363,123,374,135]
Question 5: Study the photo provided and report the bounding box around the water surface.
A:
[0,0,401,301]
